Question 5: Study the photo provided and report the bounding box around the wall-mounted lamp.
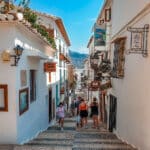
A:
[10,45,24,66]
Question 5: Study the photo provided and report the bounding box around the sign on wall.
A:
[127,24,149,57]
[44,62,56,72]
[94,24,106,46]
[131,32,143,49]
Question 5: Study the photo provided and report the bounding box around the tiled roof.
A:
[0,2,56,50]
[0,12,71,47]
[34,11,71,46]
[0,1,71,47]
[0,1,65,49]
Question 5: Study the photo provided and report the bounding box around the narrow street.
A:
[0,118,137,150]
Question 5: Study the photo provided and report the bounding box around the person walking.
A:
[70,99,75,117]
[79,98,88,128]
[75,96,81,115]
[90,97,99,129]
[56,102,65,131]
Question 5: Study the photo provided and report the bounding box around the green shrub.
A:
[23,8,56,49]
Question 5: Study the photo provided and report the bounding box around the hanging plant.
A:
[23,8,56,49]
[23,8,37,25]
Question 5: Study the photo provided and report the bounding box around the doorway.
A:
[100,92,107,125]
[109,94,117,132]
[49,88,53,122]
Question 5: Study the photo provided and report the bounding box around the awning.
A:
[26,49,51,60]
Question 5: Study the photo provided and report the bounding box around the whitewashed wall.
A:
[110,2,150,149]
[16,24,53,144]
[0,24,17,144]
[111,0,150,37]
[0,23,55,144]
[37,14,70,103]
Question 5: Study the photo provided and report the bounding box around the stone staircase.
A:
[14,118,76,150]
[73,131,136,150]
[1,118,137,150]
[73,119,137,150]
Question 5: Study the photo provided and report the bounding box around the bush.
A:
[23,8,56,49]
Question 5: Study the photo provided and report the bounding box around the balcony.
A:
[99,59,111,74]
[59,53,65,61]
[90,54,99,70]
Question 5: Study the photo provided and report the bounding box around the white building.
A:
[97,0,150,149]
[35,12,71,106]
[0,1,70,144]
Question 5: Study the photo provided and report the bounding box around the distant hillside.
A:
[69,50,88,68]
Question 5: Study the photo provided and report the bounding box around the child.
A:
[56,102,65,131]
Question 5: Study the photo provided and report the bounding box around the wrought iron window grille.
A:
[127,24,149,57]
[112,38,126,78]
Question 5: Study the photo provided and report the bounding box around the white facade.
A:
[0,22,56,144]
[0,5,70,144]
[35,12,71,105]
[109,1,150,150]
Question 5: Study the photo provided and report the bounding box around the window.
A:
[0,84,8,112]
[112,37,126,78]
[49,72,51,83]
[19,88,29,115]
[105,8,111,22]
[30,70,36,102]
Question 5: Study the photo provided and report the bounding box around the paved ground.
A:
[0,118,137,150]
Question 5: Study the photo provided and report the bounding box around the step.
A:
[72,148,135,150]
[74,132,118,139]
[0,145,14,150]
[37,132,75,140]
[47,126,75,131]
[74,138,123,144]
[28,137,73,146]
[72,143,135,150]
[14,145,72,150]
[64,118,76,123]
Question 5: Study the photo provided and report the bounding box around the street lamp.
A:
[10,45,24,66]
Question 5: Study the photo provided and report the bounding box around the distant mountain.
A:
[69,50,88,68]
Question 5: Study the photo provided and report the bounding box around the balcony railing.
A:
[99,59,111,73]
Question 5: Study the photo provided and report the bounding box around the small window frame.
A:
[0,84,8,112]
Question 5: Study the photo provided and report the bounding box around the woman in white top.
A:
[56,102,65,131]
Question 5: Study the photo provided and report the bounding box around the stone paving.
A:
[0,118,137,150]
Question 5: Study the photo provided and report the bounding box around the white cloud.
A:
[88,17,96,22]
[78,46,89,54]
[72,17,96,25]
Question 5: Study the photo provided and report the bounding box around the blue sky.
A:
[29,0,104,54]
